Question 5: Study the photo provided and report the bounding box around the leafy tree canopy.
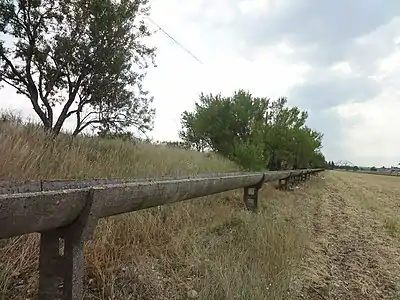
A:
[0,0,155,135]
[179,89,326,171]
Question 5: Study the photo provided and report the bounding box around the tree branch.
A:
[0,53,28,86]
[1,50,48,126]
[16,3,50,128]
[65,93,91,118]
[53,71,85,134]
[42,54,66,101]
[2,78,30,98]
[79,111,98,124]
[73,119,102,136]
[34,60,53,124]
[73,112,134,136]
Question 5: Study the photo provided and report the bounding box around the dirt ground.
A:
[294,171,400,300]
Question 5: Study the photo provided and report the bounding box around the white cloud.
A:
[239,0,273,15]
[331,62,352,74]
[0,1,306,141]
[336,89,400,167]
[334,50,400,167]
[1,0,400,167]
[113,0,310,141]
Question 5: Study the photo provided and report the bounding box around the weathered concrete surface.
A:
[0,172,263,195]
[0,189,88,238]
[0,169,323,239]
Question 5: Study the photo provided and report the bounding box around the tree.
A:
[327,161,336,170]
[370,166,377,171]
[179,90,269,169]
[180,89,326,171]
[262,97,308,170]
[0,0,155,136]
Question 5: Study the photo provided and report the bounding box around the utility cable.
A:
[141,15,203,65]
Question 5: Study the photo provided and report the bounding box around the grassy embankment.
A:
[0,116,323,300]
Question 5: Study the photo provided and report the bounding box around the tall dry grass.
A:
[0,115,321,299]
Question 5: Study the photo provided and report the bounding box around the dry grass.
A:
[5,117,400,300]
[295,171,400,300]
[0,118,324,300]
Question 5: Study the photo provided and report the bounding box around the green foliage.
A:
[0,0,155,136]
[179,89,326,171]
[180,90,269,170]
[370,166,377,172]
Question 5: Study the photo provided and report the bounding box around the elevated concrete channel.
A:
[0,168,323,300]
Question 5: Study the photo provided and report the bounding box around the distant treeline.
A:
[178,90,327,171]
[327,161,381,172]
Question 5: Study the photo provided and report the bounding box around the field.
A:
[294,171,400,299]
[1,121,400,299]
[338,169,400,177]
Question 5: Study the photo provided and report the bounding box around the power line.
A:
[143,15,203,65]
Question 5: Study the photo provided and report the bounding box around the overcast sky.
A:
[1,0,400,167]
